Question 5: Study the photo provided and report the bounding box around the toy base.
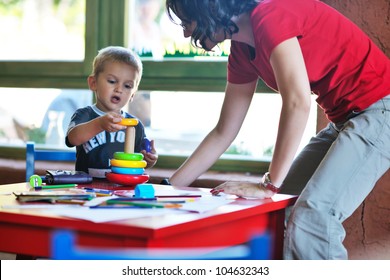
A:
[106,172,149,186]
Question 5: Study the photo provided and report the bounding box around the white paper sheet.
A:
[178,195,233,213]
[51,207,178,223]
[3,189,234,222]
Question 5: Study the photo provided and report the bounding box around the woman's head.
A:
[166,0,259,51]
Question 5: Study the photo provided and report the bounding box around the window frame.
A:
[0,0,272,174]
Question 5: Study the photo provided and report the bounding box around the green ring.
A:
[114,152,144,161]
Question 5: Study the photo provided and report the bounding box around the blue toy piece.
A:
[134,183,155,198]
[111,166,145,175]
[142,137,152,153]
[51,230,272,260]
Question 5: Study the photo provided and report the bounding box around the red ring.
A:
[106,172,149,186]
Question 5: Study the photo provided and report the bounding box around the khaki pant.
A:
[282,95,390,259]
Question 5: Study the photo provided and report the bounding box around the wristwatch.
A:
[260,172,280,193]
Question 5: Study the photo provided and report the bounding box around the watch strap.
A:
[261,172,280,193]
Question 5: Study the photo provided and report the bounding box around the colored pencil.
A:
[155,195,201,198]
[35,184,78,189]
[105,200,182,208]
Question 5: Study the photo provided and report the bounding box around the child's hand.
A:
[210,181,275,198]
[99,113,126,132]
[141,139,158,168]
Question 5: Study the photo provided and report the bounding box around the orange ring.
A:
[118,118,138,126]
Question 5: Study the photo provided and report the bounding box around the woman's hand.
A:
[211,181,275,199]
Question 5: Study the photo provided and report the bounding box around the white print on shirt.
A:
[83,130,125,153]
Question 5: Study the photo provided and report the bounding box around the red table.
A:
[0,182,297,259]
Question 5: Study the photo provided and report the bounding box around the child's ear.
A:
[129,93,136,103]
[129,89,138,103]
[87,75,97,91]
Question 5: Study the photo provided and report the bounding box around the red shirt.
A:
[228,0,390,122]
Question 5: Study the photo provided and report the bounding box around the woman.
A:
[165,0,390,259]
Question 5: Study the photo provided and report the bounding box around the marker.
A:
[35,184,78,190]
[82,187,112,195]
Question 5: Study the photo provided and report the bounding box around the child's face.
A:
[88,61,140,114]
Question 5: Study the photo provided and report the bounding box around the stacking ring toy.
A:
[114,152,143,161]
[111,166,145,175]
[107,118,150,186]
[119,118,139,126]
[106,173,149,185]
[110,158,147,168]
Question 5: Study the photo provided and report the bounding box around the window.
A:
[127,0,230,59]
[128,91,317,163]
[0,0,85,61]
[0,87,92,147]
[0,0,92,154]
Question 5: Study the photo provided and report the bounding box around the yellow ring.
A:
[110,158,147,168]
[118,118,138,126]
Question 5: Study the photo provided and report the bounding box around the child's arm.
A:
[67,113,125,146]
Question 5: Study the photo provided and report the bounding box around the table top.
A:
[0,181,297,241]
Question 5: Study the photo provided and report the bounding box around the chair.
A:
[51,230,272,260]
[25,141,76,181]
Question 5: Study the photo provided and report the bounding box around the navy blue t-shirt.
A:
[65,105,146,177]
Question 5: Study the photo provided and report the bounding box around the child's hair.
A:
[91,46,143,82]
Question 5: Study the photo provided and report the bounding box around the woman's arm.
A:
[211,37,311,198]
[169,80,258,187]
[268,37,311,187]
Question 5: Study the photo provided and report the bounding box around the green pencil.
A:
[35,184,78,190]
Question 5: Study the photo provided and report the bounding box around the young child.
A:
[65,46,158,178]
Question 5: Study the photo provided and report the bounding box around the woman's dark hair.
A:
[166,0,260,51]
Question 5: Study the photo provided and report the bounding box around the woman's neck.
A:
[231,13,255,47]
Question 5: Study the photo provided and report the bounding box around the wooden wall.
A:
[320,0,390,259]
